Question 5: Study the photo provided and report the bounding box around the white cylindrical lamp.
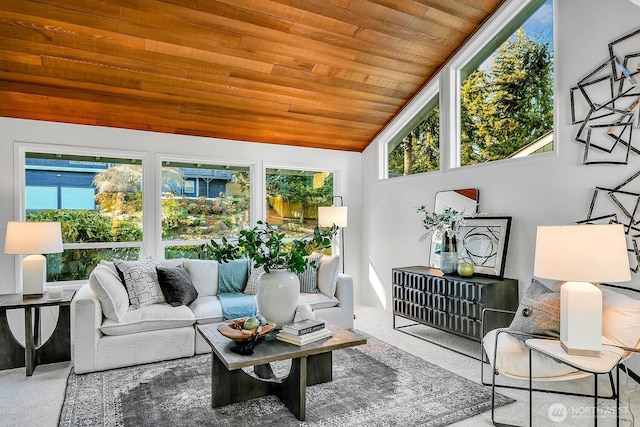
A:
[5,221,64,297]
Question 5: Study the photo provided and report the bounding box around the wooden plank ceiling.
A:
[0,0,505,152]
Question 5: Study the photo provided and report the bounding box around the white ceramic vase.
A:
[256,269,300,328]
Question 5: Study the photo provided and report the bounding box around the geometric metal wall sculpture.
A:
[578,170,640,272]
[570,27,640,165]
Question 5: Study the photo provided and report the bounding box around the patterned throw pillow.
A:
[298,253,323,293]
[244,263,264,295]
[114,259,164,309]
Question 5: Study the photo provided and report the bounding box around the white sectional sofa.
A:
[71,257,354,374]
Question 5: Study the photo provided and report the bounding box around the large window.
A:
[387,93,440,178]
[25,152,143,282]
[161,160,251,259]
[459,0,553,166]
[382,0,553,177]
[20,146,339,283]
[265,168,334,238]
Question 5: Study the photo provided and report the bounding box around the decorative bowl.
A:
[217,317,276,342]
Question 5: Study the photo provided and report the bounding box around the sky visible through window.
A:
[478,0,553,70]
[523,0,553,50]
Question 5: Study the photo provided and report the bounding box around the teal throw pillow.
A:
[218,258,249,294]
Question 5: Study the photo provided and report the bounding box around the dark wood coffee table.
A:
[197,323,366,421]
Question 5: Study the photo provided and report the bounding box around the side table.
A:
[526,338,625,427]
[0,290,76,376]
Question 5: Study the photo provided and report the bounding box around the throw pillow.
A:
[602,287,640,349]
[89,264,130,322]
[508,278,560,339]
[114,259,164,309]
[182,259,219,296]
[156,265,199,307]
[218,258,249,293]
[298,253,323,293]
[244,263,264,295]
[317,255,340,297]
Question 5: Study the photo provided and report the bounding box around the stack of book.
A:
[276,319,333,346]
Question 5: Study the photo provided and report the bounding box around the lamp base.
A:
[561,340,601,357]
[22,254,46,297]
[560,281,603,358]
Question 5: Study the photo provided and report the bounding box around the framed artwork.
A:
[457,217,512,278]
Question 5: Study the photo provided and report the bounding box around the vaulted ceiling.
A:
[0,0,505,152]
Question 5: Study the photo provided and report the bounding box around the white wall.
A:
[359,0,640,309]
[0,117,362,295]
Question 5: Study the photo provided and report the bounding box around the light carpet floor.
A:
[1,304,640,426]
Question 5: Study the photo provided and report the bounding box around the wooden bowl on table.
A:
[217,317,276,342]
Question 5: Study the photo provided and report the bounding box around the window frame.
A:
[379,78,440,180]
[449,0,553,169]
[262,161,341,241]
[155,153,256,257]
[386,90,440,179]
[15,142,149,289]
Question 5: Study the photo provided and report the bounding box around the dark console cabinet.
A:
[392,266,518,341]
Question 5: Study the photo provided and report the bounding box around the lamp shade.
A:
[5,221,64,255]
[318,206,348,228]
[534,224,630,283]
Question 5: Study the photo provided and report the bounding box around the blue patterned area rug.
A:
[58,333,513,426]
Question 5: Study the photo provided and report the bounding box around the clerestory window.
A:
[383,0,553,177]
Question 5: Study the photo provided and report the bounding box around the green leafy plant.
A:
[203,221,338,274]
[416,206,466,242]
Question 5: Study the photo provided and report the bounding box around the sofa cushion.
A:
[114,259,165,309]
[99,303,195,336]
[157,265,198,307]
[299,292,339,309]
[89,264,129,322]
[189,295,225,324]
[182,259,219,296]
[602,287,640,349]
[317,255,340,297]
[298,253,323,293]
[218,259,249,293]
[483,328,579,379]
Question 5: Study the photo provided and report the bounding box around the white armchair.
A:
[481,284,640,426]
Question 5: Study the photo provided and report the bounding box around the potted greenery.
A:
[203,221,338,274]
[416,206,465,274]
[203,221,338,326]
[416,206,465,242]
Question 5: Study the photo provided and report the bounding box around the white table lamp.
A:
[318,196,348,272]
[5,221,64,297]
[534,224,630,357]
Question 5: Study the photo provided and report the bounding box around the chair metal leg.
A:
[529,347,532,427]
[490,330,521,426]
[595,374,598,427]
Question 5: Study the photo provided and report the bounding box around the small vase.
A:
[255,269,300,328]
[440,234,458,275]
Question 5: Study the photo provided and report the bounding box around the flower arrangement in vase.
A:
[416,206,466,243]
[416,206,469,275]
